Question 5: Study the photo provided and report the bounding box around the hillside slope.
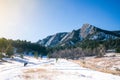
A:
[37,24,120,47]
[0,57,120,80]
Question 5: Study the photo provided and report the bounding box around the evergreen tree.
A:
[96,44,106,57]
[34,51,39,59]
[47,53,50,59]
[6,44,14,58]
[0,52,3,59]
[0,38,8,53]
[20,54,24,59]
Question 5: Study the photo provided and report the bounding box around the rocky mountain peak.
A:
[37,23,120,47]
[80,23,96,38]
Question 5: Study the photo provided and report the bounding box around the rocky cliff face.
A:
[37,23,120,47]
[37,32,68,47]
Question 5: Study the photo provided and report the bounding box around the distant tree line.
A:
[47,38,120,59]
[49,45,105,59]
[0,38,46,59]
[12,39,47,55]
[0,37,119,60]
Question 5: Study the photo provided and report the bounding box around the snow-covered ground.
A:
[0,56,120,80]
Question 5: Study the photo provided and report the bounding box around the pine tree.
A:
[6,44,14,58]
[47,53,50,59]
[34,51,39,59]
[0,52,3,59]
[97,44,106,57]
[20,54,24,59]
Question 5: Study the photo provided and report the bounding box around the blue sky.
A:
[0,0,120,42]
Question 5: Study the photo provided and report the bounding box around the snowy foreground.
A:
[0,56,120,80]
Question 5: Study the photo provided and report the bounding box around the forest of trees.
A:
[0,38,46,59]
[0,37,119,60]
[47,38,120,59]
[48,44,106,59]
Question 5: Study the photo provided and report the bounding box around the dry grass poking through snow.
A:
[72,55,120,76]
[23,69,51,80]
[22,68,58,80]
